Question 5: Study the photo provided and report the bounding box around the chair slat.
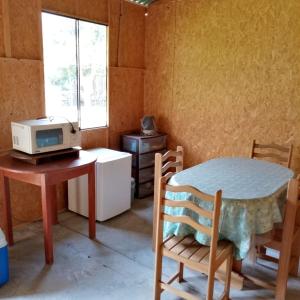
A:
[163,235,186,251]
[252,152,287,162]
[254,143,290,153]
[180,240,201,259]
[163,214,212,236]
[170,236,195,255]
[162,150,183,162]
[162,161,182,174]
[161,172,175,183]
[165,184,215,202]
[163,199,213,220]
[160,282,199,300]
[189,245,211,263]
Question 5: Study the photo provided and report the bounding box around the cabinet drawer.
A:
[122,137,138,153]
[137,181,154,198]
[133,167,154,183]
[139,136,167,153]
[132,149,166,169]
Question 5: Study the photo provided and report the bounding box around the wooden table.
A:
[0,150,96,264]
[164,157,294,289]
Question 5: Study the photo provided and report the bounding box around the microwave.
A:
[11,117,81,154]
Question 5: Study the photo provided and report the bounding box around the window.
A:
[42,12,108,129]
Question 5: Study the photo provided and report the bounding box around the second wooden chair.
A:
[153,151,234,300]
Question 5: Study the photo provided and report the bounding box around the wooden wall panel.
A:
[0,0,145,227]
[0,1,4,56]
[0,58,44,151]
[8,0,42,59]
[109,67,144,149]
[77,0,108,24]
[0,58,45,227]
[0,16,4,56]
[118,1,145,68]
[144,0,176,142]
[144,0,300,171]
[81,127,108,149]
[108,0,120,67]
[42,0,108,24]
[42,0,78,18]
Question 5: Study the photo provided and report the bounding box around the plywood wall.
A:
[0,0,145,227]
[144,0,300,171]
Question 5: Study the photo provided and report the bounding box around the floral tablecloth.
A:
[163,157,294,259]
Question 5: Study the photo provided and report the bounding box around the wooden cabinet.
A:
[121,133,167,198]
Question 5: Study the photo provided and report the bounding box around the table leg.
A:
[41,178,54,264]
[49,185,58,225]
[88,164,96,239]
[0,173,13,246]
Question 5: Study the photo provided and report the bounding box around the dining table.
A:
[163,157,294,288]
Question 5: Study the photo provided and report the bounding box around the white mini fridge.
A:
[68,148,132,221]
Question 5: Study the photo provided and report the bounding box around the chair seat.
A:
[163,235,233,273]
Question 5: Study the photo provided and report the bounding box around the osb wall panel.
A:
[109,0,145,68]
[144,0,300,171]
[118,1,145,68]
[0,16,4,56]
[108,0,120,67]
[42,0,108,24]
[0,58,44,228]
[144,0,175,138]
[81,127,108,149]
[109,67,144,149]
[8,0,42,59]
[0,58,44,151]
[0,0,145,227]
[0,1,4,56]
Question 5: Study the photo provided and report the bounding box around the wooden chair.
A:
[250,139,293,168]
[153,146,183,249]
[256,178,300,300]
[153,164,234,300]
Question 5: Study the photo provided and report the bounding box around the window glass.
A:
[42,12,108,129]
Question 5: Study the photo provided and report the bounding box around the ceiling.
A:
[127,0,155,6]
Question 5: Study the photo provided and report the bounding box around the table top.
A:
[169,157,294,200]
[0,150,97,175]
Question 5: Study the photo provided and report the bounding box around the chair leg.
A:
[223,255,233,299]
[206,269,215,300]
[178,262,184,282]
[153,252,163,300]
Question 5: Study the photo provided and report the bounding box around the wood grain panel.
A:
[144,0,300,171]
[0,16,4,56]
[0,58,44,151]
[118,1,145,68]
[81,127,108,149]
[144,0,176,145]
[0,0,145,227]
[42,0,108,24]
[8,0,42,59]
[77,0,108,24]
[108,0,120,67]
[42,0,77,17]
[109,67,144,149]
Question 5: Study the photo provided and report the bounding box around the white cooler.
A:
[68,148,132,221]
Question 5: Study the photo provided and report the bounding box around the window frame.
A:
[41,11,109,130]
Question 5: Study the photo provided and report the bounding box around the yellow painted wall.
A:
[145,0,300,170]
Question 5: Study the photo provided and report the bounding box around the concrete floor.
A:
[0,197,300,300]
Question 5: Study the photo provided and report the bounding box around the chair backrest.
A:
[276,178,299,299]
[154,177,222,269]
[152,146,183,248]
[250,139,293,168]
